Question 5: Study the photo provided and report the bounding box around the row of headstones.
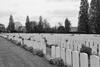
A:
[42,34,100,47]
[51,46,100,67]
[7,34,47,55]
[0,34,97,56]
[61,38,100,56]
[2,33,99,46]
[23,39,46,54]
[2,33,100,56]
[1,33,99,51]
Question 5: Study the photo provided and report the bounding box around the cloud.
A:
[0,11,15,18]
[47,9,78,17]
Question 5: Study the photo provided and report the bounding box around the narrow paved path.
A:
[0,37,56,67]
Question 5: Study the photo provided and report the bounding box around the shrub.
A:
[80,45,92,57]
[22,38,24,40]
[32,49,44,57]
[16,42,21,46]
[49,58,64,66]
[9,39,13,42]
[27,38,31,40]
[49,58,56,65]
[35,50,44,57]
[21,44,27,49]
[9,38,12,41]
[21,45,33,53]
[25,46,33,52]
[19,36,22,39]
[13,36,15,37]
[11,40,17,44]
[55,58,64,66]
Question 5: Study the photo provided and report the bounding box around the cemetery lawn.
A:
[0,37,56,67]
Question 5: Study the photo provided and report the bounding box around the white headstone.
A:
[61,48,66,64]
[66,42,69,49]
[99,43,100,56]
[70,40,74,50]
[77,43,82,51]
[90,55,99,67]
[61,40,65,48]
[80,53,88,67]
[74,42,78,51]
[51,46,56,58]
[72,51,79,67]
[66,49,72,67]
[42,43,46,55]
[55,47,60,58]
[86,41,89,47]
[72,40,74,50]
[90,40,93,48]
[92,42,97,55]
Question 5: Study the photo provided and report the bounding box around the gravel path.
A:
[0,37,56,67]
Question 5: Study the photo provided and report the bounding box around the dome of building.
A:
[14,22,22,31]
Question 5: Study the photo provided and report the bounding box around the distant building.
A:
[14,22,22,31]
[18,26,26,33]
[71,27,77,32]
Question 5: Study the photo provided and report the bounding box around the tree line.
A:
[6,15,71,33]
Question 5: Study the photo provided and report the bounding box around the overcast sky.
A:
[0,0,91,27]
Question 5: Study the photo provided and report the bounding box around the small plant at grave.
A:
[8,38,12,41]
[55,58,64,66]
[43,37,47,43]
[80,45,92,57]
[22,38,24,40]
[49,58,64,66]
[16,42,21,46]
[71,34,74,36]
[27,38,31,40]
[43,37,51,48]
[49,58,56,65]
[46,44,51,48]
[34,50,44,57]
[21,44,28,50]
[21,44,27,49]
[27,47,33,53]
[97,46,99,56]
[9,38,13,42]
[66,40,68,42]
[55,44,58,47]
[9,38,12,41]
[11,40,16,44]
[13,36,15,37]
[24,46,33,52]
[19,36,22,39]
